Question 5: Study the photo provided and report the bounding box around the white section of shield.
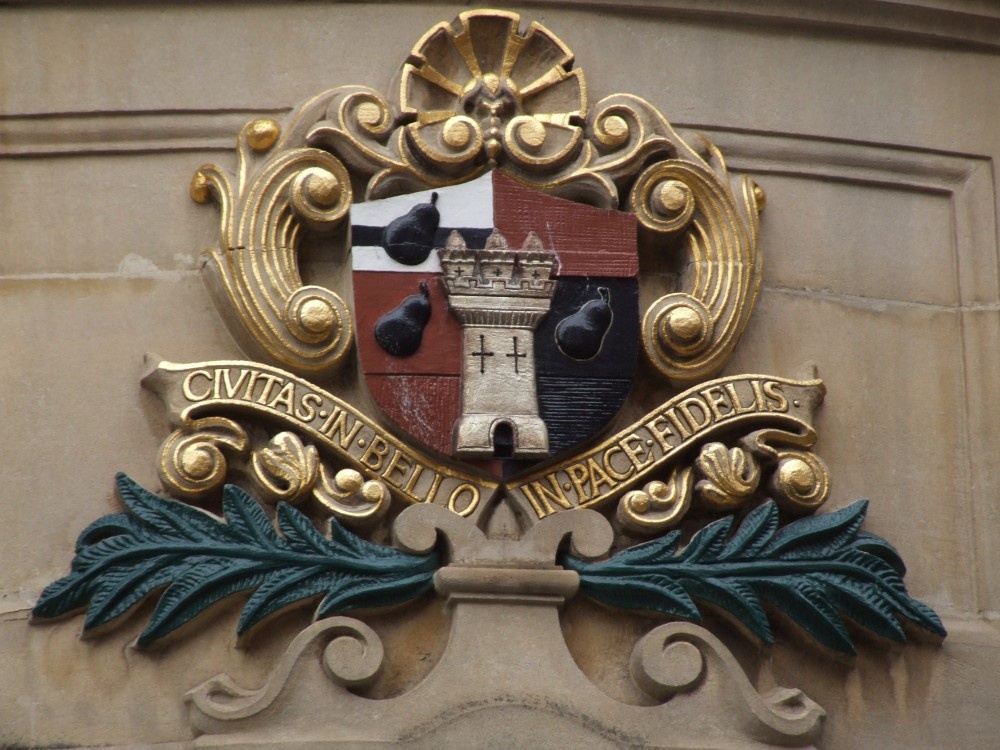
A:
[351,247,444,273]
[350,173,495,273]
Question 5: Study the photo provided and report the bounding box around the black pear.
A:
[381,192,440,265]
[555,287,613,360]
[374,282,432,357]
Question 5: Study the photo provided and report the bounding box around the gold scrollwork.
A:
[159,417,249,501]
[249,431,390,527]
[617,467,693,535]
[193,9,762,390]
[635,153,763,386]
[193,133,354,381]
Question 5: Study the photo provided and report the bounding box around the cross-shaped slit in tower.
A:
[471,334,494,374]
[506,336,527,374]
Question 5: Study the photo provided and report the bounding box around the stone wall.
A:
[2,2,999,747]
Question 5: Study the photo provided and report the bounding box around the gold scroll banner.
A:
[142,359,499,517]
[144,360,823,523]
[507,374,825,519]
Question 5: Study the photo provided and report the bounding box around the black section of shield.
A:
[537,376,636,455]
[352,226,495,254]
[534,276,639,454]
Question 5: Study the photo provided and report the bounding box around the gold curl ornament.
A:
[740,427,830,516]
[313,466,390,529]
[616,467,693,535]
[249,432,392,526]
[158,417,249,501]
[768,450,830,516]
[694,443,761,512]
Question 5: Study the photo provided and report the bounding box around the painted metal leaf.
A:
[563,499,946,655]
[32,473,439,646]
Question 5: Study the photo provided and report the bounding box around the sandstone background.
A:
[2,2,999,747]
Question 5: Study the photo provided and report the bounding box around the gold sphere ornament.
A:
[442,117,473,149]
[299,298,335,334]
[305,168,341,208]
[599,114,629,146]
[180,447,214,480]
[189,171,210,204]
[516,118,546,151]
[356,102,383,128]
[246,118,281,152]
[662,306,704,344]
[655,180,693,216]
[778,457,815,495]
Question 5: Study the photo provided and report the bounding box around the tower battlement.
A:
[438,230,557,297]
[435,228,557,459]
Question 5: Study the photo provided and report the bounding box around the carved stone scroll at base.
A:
[187,504,823,748]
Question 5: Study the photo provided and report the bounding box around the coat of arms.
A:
[351,171,639,469]
[30,11,945,748]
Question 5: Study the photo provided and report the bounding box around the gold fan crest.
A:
[400,11,587,169]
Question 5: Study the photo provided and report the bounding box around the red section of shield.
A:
[492,171,638,278]
[364,374,460,456]
[353,271,461,455]
[352,271,461,376]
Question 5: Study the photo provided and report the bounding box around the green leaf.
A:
[763,500,867,559]
[139,559,273,645]
[277,501,332,556]
[564,499,946,656]
[84,560,182,627]
[238,565,330,633]
[603,529,682,566]
[751,578,855,654]
[682,577,773,644]
[317,571,437,617]
[895,597,947,638]
[76,513,139,550]
[718,502,778,560]
[562,560,700,620]
[816,572,907,643]
[679,516,734,562]
[222,485,277,547]
[32,474,440,645]
[854,532,907,575]
[116,473,234,543]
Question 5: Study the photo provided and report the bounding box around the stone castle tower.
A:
[438,229,558,459]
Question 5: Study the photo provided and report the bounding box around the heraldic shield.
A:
[352,171,639,475]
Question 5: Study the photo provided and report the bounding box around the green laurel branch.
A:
[562,499,946,655]
[32,473,439,646]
